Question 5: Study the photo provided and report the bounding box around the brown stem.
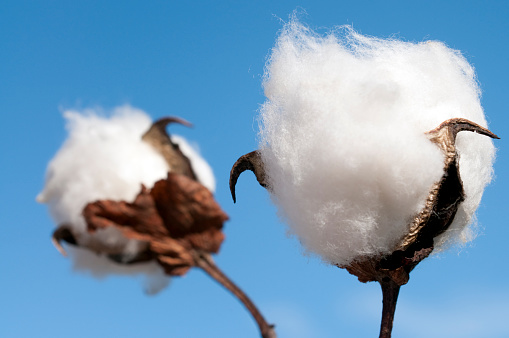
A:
[379,279,401,338]
[193,251,277,338]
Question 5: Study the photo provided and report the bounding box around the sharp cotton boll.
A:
[258,20,495,266]
[38,105,214,293]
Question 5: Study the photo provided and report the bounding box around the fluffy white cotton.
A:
[259,20,495,266]
[38,105,215,293]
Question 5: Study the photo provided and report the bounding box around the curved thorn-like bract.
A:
[150,116,194,130]
[229,151,267,203]
[142,116,197,181]
[51,224,77,257]
[426,118,499,150]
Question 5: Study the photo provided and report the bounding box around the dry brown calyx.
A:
[230,118,499,338]
[82,173,227,275]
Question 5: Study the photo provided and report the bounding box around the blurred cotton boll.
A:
[37,105,215,293]
[258,20,496,266]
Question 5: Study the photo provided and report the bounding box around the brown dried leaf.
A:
[150,238,194,276]
[85,185,169,241]
[151,173,229,253]
[83,174,229,276]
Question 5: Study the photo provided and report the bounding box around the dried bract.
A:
[84,173,228,276]
[142,117,197,181]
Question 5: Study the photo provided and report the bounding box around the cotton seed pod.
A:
[38,108,218,292]
[230,19,498,337]
[49,115,227,274]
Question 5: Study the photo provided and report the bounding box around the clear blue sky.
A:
[1,1,508,337]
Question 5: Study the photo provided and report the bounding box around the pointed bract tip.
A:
[51,225,77,257]
[229,150,268,203]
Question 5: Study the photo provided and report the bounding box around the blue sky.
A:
[1,1,508,337]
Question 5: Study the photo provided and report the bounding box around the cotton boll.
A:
[38,105,215,292]
[259,21,495,266]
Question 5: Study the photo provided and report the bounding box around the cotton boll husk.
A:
[259,21,495,266]
[38,105,215,292]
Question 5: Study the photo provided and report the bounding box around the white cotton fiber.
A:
[259,20,495,266]
[38,105,215,292]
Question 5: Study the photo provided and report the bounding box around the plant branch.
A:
[193,251,277,338]
[379,279,401,338]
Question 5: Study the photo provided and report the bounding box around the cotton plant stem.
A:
[378,279,401,338]
[193,251,277,338]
